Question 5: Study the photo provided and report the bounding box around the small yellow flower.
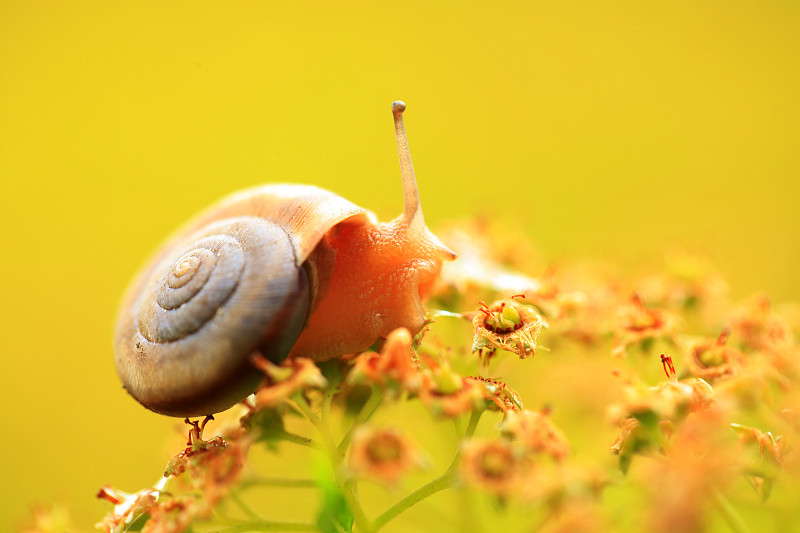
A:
[349,427,422,484]
[472,296,546,360]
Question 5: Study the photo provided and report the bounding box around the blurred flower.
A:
[611,294,677,358]
[460,438,527,497]
[614,375,715,424]
[472,296,547,360]
[640,409,734,533]
[685,328,744,381]
[418,370,488,418]
[251,355,328,409]
[348,327,422,396]
[731,422,787,501]
[525,266,590,321]
[731,423,787,469]
[19,505,74,533]
[635,251,727,311]
[431,220,543,306]
[500,408,570,461]
[349,427,422,484]
[729,293,794,352]
[142,497,201,533]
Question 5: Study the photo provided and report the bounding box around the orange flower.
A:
[418,373,488,418]
[685,328,744,381]
[729,294,794,352]
[608,356,714,426]
[500,408,570,461]
[348,328,422,395]
[611,294,676,358]
[251,355,328,409]
[460,438,526,496]
[472,296,546,360]
[348,427,422,483]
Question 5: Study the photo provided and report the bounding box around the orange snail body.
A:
[114,102,455,417]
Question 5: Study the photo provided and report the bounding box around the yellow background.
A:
[1,1,798,530]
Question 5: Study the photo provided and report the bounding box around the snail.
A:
[114,101,456,417]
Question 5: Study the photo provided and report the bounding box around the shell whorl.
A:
[114,216,311,417]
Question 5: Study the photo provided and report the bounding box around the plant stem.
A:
[239,477,318,489]
[463,408,483,440]
[338,388,383,453]
[293,392,372,533]
[370,470,458,532]
[711,488,752,533]
[227,489,264,521]
[370,409,484,532]
[211,520,318,532]
[279,430,323,451]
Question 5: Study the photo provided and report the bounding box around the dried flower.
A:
[470,376,523,414]
[348,327,422,395]
[349,427,422,483]
[163,417,249,511]
[96,482,164,533]
[472,296,547,360]
[500,408,570,461]
[251,355,328,409]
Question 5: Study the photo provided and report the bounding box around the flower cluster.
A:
[80,222,800,533]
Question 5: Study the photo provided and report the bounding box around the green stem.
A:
[212,521,318,532]
[338,388,383,453]
[370,471,458,532]
[711,488,752,533]
[239,477,318,489]
[279,430,323,451]
[371,409,484,532]
[291,396,324,432]
[294,393,372,533]
[463,409,483,440]
[227,489,264,521]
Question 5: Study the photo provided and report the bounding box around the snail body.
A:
[114,102,455,417]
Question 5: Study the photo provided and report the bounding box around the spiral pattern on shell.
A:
[114,216,311,417]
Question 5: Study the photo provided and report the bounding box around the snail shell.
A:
[114,102,455,417]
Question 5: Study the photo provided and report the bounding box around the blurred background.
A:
[1,1,798,531]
